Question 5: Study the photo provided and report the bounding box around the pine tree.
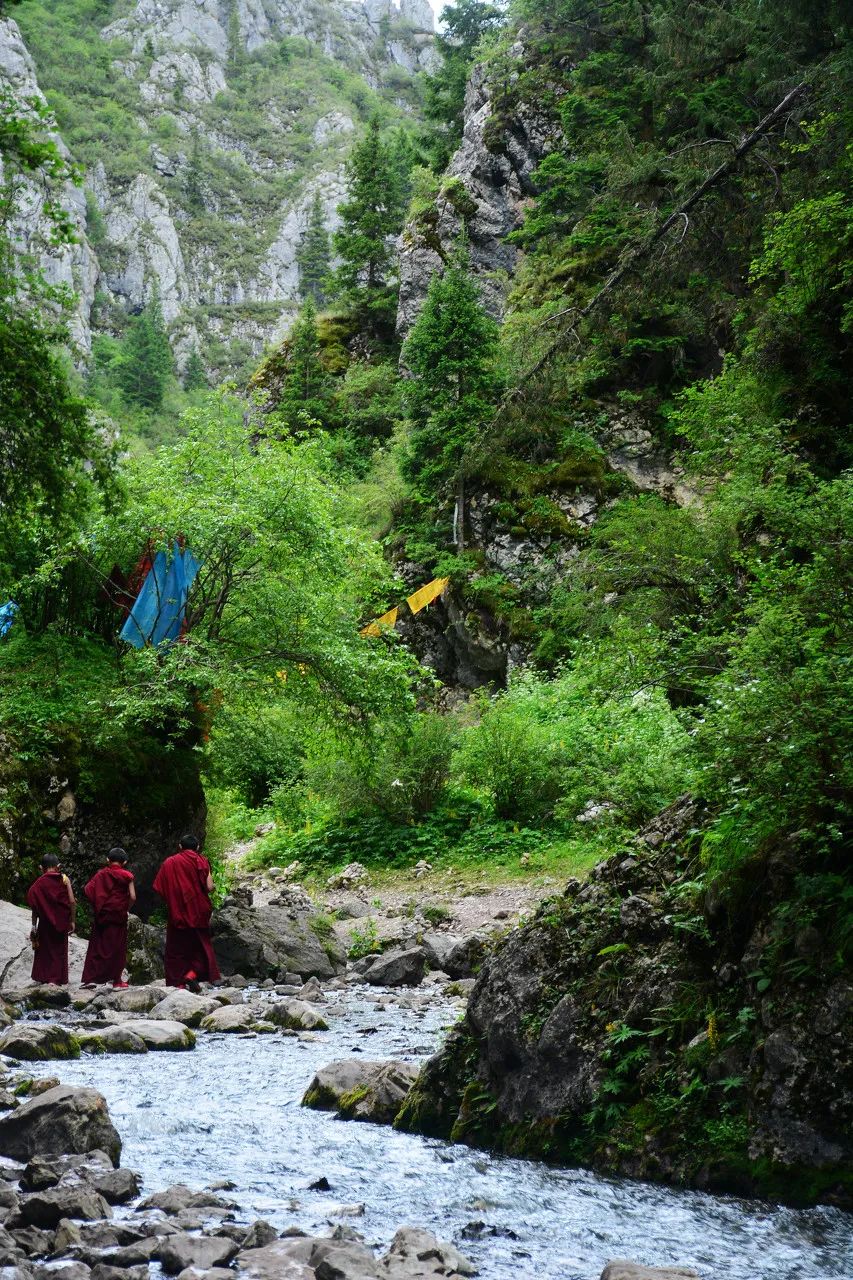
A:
[332,116,402,324]
[183,346,207,391]
[116,288,174,411]
[296,192,331,303]
[402,246,501,552]
[278,296,331,429]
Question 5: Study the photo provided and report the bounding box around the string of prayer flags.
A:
[119,541,200,649]
[359,578,449,638]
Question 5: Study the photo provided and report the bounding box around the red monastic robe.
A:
[26,870,73,984]
[153,847,220,985]
[82,864,135,984]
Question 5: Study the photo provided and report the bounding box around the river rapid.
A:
[24,987,853,1280]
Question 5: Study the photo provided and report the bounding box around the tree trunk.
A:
[455,470,465,555]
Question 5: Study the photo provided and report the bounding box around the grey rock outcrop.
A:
[600,1266,699,1280]
[362,947,425,988]
[302,1058,419,1123]
[213,900,344,980]
[397,52,559,336]
[0,1087,121,1166]
[0,902,88,992]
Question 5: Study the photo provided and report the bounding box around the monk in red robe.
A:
[82,849,136,988]
[153,834,220,988]
[27,854,76,984]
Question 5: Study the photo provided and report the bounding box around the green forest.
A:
[0,0,851,1201]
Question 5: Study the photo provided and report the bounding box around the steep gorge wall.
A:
[2,0,435,372]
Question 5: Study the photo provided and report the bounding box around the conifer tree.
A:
[402,246,500,552]
[183,346,207,391]
[116,287,174,411]
[296,192,331,303]
[332,116,401,324]
[278,295,330,428]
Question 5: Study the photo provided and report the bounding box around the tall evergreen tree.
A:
[183,346,208,391]
[278,296,331,429]
[402,246,501,552]
[332,116,402,325]
[116,288,174,411]
[296,192,331,303]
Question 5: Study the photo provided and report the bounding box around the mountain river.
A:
[24,988,853,1280]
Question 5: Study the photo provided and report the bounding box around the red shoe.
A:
[112,981,129,989]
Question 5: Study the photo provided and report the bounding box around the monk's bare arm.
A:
[129,882,137,907]
[206,873,214,894]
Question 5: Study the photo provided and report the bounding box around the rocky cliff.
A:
[396,798,853,1207]
[3,0,435,373]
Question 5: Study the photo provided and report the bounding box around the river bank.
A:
[1,978,850,1280]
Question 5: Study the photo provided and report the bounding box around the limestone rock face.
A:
[397,54,560,336]
[0,1086,121,1166]
[0,902,88,992]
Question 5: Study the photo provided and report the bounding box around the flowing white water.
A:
[24,990,853,1280]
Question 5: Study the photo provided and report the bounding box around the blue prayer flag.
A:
[119,542,200,648]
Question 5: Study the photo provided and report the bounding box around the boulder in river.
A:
[362,948,425,988]
[199,1005,270,1034]
[0,1025,80,1061]
[382,1226,477,1276]
[0,1087,121,1166]
[600,1265,700,1280]
[157,1232,240,1274]
[89,987,164,1015]
[147,991,219,1027]
[137,1185,234,1216]
[213,899,345,981]
[20,1185,112,1227]
[116,1021,195,1051]
[77,1026,148,1055]
[302,1059,419,1124]
[267,1000,329,1032]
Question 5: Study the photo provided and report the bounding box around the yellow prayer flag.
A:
[360,606,399,637]
[405,577,449,616]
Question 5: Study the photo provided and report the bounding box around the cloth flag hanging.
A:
[0,601,19,639]
[359,606,399,638]
[405,577,449,616]
[119,541,200,649]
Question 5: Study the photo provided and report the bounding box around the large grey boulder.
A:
[157,1233,239,1274]
[235,1237,371,1279]
[0,1087,121,1166]
[137,1185,233,1216]
[116,1021,195,1051]
[147,991,218,1027]
[600,1265,700,1280]
[199,1005,269,1034]
[0,1025,79,1061]
[380,1227,477,1277]
[21,1186,112,1227]
[89,987,164,1015]
[303,1060,419,1125]
[362,948,425,988]
[77,1026,148,1056]
[212,900,344,980]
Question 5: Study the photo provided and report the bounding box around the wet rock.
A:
[137,1186,232,1216]
[21,1151,112,1191]
[600,1265,700,1280]
[76,1028,147,1056]
[0,1028,79,1063]
[33,1263,91,1280]
[97,1238,161,1267]
[619,896,656,933]
[89,988,164,1016]
[115,1022,194,1051]
[267,1001,328,1032]
[0,1088,121,1166]
[234,1238,315,1279]
[362,949,425,989]
[147,992,219,1027]
[302,1060,419,1125]
[89,1266,148,1280]
[10,1226,53,1255]
[157,1234,239,1274]
[21,1188,112,1228]
[239,1222,277,1251]
[199,1006,265,1034]
[297,978,326,1003]
[124,917,165,986]
[85,1170,139,1206]
[380,1227,477,1277]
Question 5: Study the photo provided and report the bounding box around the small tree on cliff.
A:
[277,295,331,429]
[116,288,173,411]
[332,116,401,327]
[296,192,331,304]
[402,245,501,553]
